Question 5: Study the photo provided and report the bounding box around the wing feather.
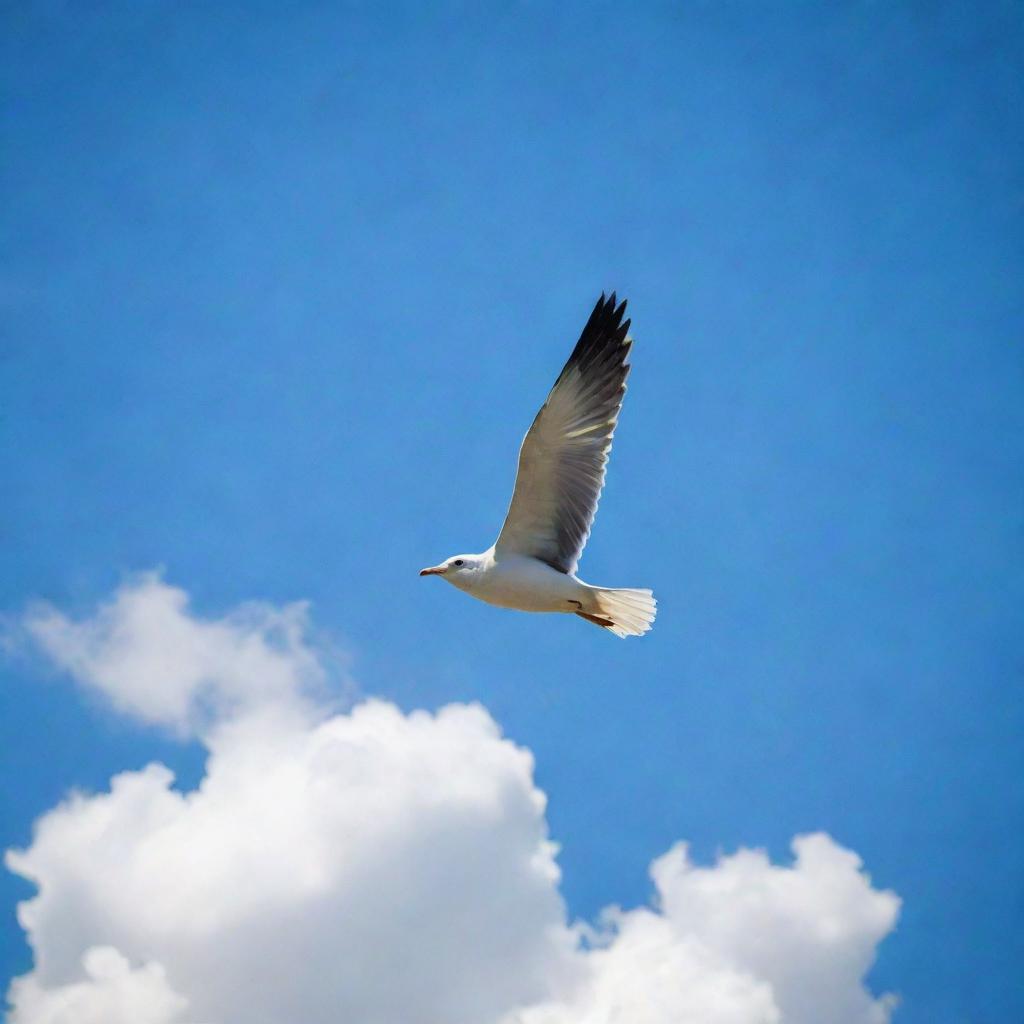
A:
[494,293,633,574]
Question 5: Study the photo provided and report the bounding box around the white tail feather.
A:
[587,588,657,638]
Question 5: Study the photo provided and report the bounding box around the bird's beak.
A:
[419,564,447,577]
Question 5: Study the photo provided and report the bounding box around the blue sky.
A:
[1,2,1022,1021]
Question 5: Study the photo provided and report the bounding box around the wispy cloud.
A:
[17,572,335,736]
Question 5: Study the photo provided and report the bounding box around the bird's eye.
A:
[453,559,464,567]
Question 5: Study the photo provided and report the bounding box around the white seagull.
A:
[420,293,656,638]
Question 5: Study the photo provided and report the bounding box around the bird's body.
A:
[441,548,582,611]
[421,294,657,638]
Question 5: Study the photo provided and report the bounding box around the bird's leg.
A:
[567,598,614,629]
[576,611,615,629]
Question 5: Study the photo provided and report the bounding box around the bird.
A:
[420,293,656,638]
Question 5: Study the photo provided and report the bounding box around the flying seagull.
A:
[420,293,656,638]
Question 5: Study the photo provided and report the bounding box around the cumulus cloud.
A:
[7,948,189,1024]
[6,577,900,1024]
[507,836,898,1024]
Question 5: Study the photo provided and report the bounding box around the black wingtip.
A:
[598,292,628,322]
[598,291,628,335]
[554,291,633,382]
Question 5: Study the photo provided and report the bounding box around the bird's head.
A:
[419,554,481,588]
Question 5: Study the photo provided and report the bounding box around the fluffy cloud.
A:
[507,836,898,1024]
[7,948,189,1024]
[6,577,900,1024]
[8,704,574,1024]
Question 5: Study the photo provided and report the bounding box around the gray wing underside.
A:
[494,293,632,575]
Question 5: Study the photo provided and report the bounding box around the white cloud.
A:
[20,573,328,736]
[8,700,574,1024]
[7,947,189,1024]
[6,577,900,1024]
[506,836,898,1024]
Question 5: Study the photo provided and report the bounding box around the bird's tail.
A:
[578,588,657,638]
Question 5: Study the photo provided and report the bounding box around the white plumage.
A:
[420,294,656,638]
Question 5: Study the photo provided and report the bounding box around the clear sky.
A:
[1,3,1022,1022]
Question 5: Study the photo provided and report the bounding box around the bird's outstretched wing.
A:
[494,293,632,575]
